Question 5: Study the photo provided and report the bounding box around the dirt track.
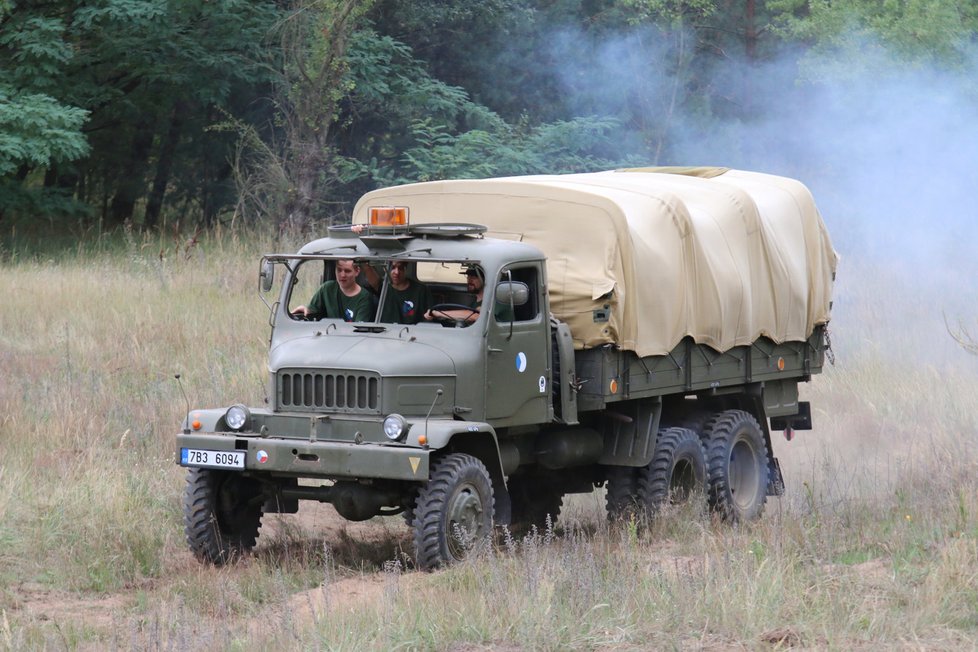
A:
[10,503,413,647]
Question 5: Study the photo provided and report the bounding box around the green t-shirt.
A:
[307,281,374,322]
[378,280,433,324]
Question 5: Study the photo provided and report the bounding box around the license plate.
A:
[181,448,245,470]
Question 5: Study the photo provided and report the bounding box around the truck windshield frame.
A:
[269,254,490,327]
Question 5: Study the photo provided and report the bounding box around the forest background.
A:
[3,0,978,249]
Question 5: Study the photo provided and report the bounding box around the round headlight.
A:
[225,405,250,431]
[383,414,408,441]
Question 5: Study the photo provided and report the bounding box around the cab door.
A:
[485,264,552,424]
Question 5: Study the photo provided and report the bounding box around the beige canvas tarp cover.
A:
[352,168,838,357]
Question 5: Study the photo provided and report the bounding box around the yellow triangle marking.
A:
[409,457,421,474]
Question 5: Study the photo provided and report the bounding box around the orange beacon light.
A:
[369,206,409,226]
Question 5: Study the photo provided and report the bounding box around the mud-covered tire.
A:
[636,427,707,514]
[704,410,769,522]
[605,465,640,521]
[508,477,563,534]
[413,453,494,570]
[183,468,264,564]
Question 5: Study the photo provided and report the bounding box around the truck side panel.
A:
[574,325,826,411]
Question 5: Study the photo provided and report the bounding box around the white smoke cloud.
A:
[549,26,978,263]
[547,26,978,362]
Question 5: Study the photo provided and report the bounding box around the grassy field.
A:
[1,230,976,650]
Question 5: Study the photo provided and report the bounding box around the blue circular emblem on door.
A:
[515,352,527,373]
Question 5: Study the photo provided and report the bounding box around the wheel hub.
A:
[447,483,484,557]
[670,458,697,501]
[729,438,760,509]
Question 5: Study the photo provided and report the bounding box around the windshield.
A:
[285,257,486,326]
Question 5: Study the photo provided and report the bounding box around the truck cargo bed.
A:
[574,325,827,413]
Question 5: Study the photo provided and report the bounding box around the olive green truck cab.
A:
[176,168,838,569]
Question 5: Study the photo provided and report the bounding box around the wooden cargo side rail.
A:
[574,325,827,412]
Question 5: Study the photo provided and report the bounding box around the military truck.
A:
[177,167,837,569]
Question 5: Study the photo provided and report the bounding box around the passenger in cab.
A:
[291,259,373,322]
[365,260,433,324]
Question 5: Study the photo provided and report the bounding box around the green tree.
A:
[362,1,793,166]
[273,0,374,230]
[0,5,90,220]
[0,0,282,229]
[0,91,88,177]
[332,26,629,203]
[365,0,541,120]
[68,0,280,228]
[235,13,628,227]
[770,0,978,76]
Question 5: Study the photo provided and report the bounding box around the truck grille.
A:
[278,371,380,412]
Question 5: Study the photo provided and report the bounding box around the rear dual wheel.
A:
[605,464,641,521]
[606,427,708,520]
[703,409,769,522]
[636,427,708,513]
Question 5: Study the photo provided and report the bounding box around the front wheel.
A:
[183,468,264,564]
[413,453,494,570]
[704,410,769,522]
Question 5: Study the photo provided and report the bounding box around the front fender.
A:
[181,408,231,432]
[411,418,491,450]
[411,418,511,524]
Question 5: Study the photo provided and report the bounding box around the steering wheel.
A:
[290,310,319,321]
[427,303,479,327]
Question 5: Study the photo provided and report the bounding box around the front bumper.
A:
[176,432,430,481]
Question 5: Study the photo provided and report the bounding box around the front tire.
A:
[413,453,494,570]
[183,468,264,564]
[704,410,769,522]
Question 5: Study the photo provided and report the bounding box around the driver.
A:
[424,266,485,324]
[291,259,373,322]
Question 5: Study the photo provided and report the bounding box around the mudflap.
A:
[768,457,785,497]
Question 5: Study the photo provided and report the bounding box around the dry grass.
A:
[1,231,977,650]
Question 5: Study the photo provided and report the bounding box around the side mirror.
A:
[495,281,529,307]
[259,259,275,293]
